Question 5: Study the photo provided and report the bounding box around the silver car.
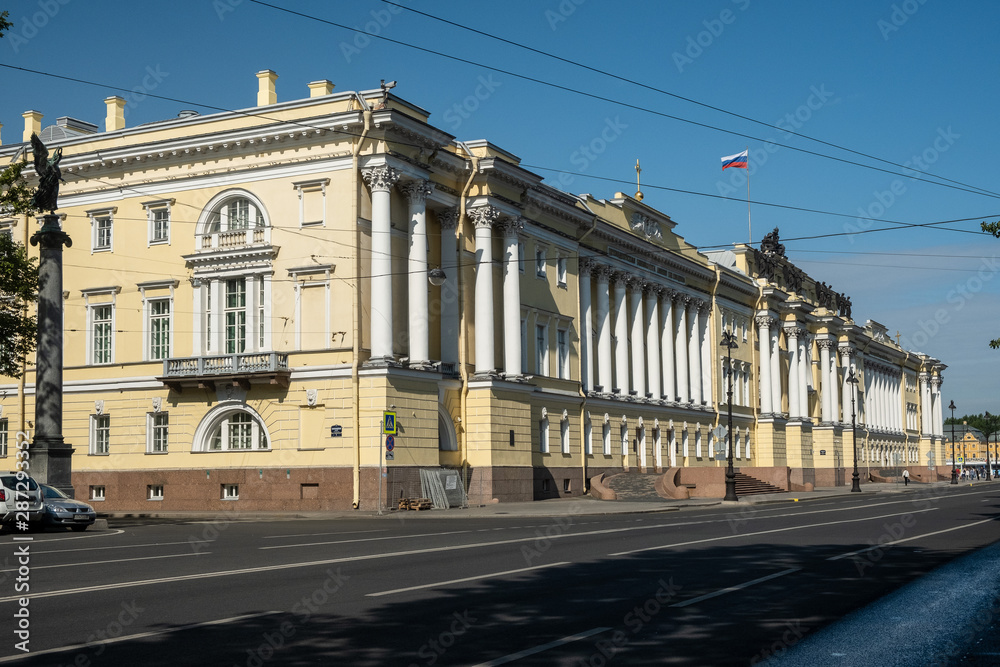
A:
[40,484,96,531]
[0,472,43,527]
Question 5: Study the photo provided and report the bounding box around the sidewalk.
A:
[99,479,986,523]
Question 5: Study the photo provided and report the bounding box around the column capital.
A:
[930,376,943,387]
[594,264,613,281]
[783,322,804,339]
[496,216,525,237]
[626,275,644,291]
[399,179,434,203]
[361,165,400,193]
[611,271,632,287]
[817,338,837,351]
[643,281,661,297]
[468,205,500,229]
[755,314,774,329]
[579,257,595,277]
[438,207,460,230]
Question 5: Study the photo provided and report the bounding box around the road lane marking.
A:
[609,508,938,556]
[367,562,569,597]
[0,551,209,574]
[0,529,125,548]
[31,539,201,556]
[471,627,611,666]
[669,568,801,608]
[259,529,475,550]
[0,611,280,664]
[827,517,998,561]
[261,529,389,539]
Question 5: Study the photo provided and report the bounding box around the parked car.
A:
[40,484,96,531]
[0,472,43,528]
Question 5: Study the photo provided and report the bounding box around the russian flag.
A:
[721,150,748,170]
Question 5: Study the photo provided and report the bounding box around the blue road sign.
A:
[385,435,395,451]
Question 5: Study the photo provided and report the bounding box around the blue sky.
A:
[2,0,998,417]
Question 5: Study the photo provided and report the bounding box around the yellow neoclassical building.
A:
[0,72,948,510]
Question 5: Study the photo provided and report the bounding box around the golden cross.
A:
[895,330,902,345]
[635,159,643,200]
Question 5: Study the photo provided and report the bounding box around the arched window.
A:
[207,196,265,232]
[194,404,270,451]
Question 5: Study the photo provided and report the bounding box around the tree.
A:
[982,220,1000,347]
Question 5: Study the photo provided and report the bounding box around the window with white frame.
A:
[148,484,164,500]
[535,245,546,277]
[0,419,6,457]
[89,207,115,252]
[561,416,570,454]
[148,298,171,360]
[90,414,110,455]
[292,178,330,227]
[585,418,593,455]
[209,197,263,232]
[539,414,549,453]
[683,428,689,457]
[602,422,611,455]
[225,278,247,354]
[143,199,174,245]
[735,430,742,459]
[197,408,270,452]
[556,254,567,287]
[90,486,105,501]
[695,429,702,458]
[556,328,569,379]
[91,304,113,365]
[147,412,168,453]
[535,323,548,375]
[221,484,239,500]
[620,425,628,456]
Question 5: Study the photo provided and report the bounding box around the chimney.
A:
[256,70,278,106]
[22,110,43,142]
[308,80,335,98]
[104,96,126,131]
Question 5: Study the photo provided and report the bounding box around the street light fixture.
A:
[720,329,739,502]
[949,400,958,485]
[847,369,861,492]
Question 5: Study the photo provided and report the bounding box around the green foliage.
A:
[0,233,38,378]
[982,221,1000,347]
[0,11,11,38]
[0,161,36,217]
[945,413,1000,439]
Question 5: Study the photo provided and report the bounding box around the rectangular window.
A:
[225,279,247,354]
[92,305,113,365]
[94,216,112,251]
[535,324,548,375]
[91,414,110,455]
[539,418,549,453]
[557,328,569,379]
[148,299,171,360]
[557,255,567,287]
[148,412,168,453]
[150,208,169,243]
[620,425,628,456]
[0,419,7,457]
[602,422,611,455]
[535,246,546,277]
[584,419,593,455]
[205,282,213,353]
[147,484,164,500]
[561,419,570,454]
[258,276,265,349]
[89,485,105,501]
[221,483,239,500]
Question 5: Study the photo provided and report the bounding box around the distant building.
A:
[0,72,947,510]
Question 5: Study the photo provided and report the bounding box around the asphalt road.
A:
[0,483,998,666]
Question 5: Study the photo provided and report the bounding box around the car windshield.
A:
[41,485,69,499]
[0,475,38,491]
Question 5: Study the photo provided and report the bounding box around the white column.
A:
[687,299,702,405]
[818,338,834,423]
[470,205,499,375]
[770,326,782,416]
[785,325,800,419]
[797,332,809,420]
[613,273,629,394]
[675,296,689,403]
[499,217,524,376]
[438,209,460,366]
[401,180,433,367]
[628,277,645,398]
[932,376,943,436]
[661,291,676,402]
[700,303,712,406]
[579,259,594,392]
[362,165,400,361]
[840,345,854,424]
[863,361,873,427]
[756,315,773,414]
[919,373,931,435]
[829,343,840,423]
[595,266,612,393]
[645,284,661,400]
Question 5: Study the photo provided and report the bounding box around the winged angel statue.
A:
[29,133,62,213]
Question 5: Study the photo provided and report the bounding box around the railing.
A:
[162,352,289,377]
[198,227,271,251]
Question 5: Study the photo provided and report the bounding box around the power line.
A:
[243,0,1000,201]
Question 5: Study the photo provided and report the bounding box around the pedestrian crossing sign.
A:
[382,411,397,435]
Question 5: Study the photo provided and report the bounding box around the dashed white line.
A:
[471,627,611,666]
[367,562,569,597]
[669,568,802,608]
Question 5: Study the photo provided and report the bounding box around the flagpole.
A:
[746,145,751,244]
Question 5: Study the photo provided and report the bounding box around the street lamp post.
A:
[949,401,958,485]
[985,412,992,482]
[721,329,739,502]
[962,420,967,478]
[847,370,861,492]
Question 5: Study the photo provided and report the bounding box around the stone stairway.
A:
[605,472,665,501]
[734,472,784,496]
